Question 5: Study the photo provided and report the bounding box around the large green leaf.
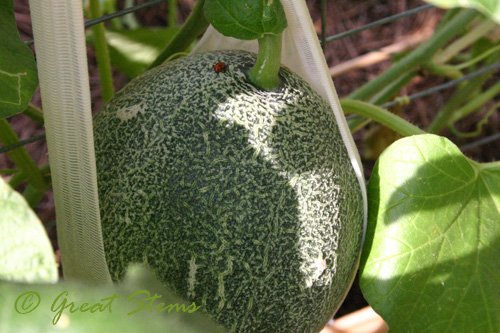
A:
[88,28,180,78]
[360,134,500,331]
[0,177,58,283]
[425,0,500,24]
[0,0,39,119]
[0,264,224,332]
[204,0,287,40]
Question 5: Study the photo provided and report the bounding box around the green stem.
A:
[427,52,500,133]
[169,0,178,28]
[22,184,46,208]
[347,117,371,133]
[341,99,426,136]
[149,0,208,69]
[123,0,140,29]
[479,161,500,170]
[433,19,497,65]
[450,81,500,123]
[103,0,122,29]
[8,171,25,188]
[453,45,500,70]
[247,34,282,90]
[164,52,189,63]
[8,164,50,189]
[0,168,18,175]
[89,0,114,102]
[348,71,417,133]
[0,119,47,190]
[448,101,498,138]
[23,104,44,124]
[421,63,463,80]
[427,84,475,134]
[434,8,461,32]
[348,9,477,101]
[369,71,418,105]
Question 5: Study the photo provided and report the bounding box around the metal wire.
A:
[460,132,500,151]
[380,61,500,109]
[325,4,435,43]
[86,0,166,26]
[24,0,167,46]
[0,133,46,154]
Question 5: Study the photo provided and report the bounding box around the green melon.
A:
[94,50,363,332]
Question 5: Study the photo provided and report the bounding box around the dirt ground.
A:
[6,0,500,318]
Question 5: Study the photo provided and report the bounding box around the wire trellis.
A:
[380,61,500,109]
[4,0,499,155]
[324,4,435,43]
[24,0,167,46]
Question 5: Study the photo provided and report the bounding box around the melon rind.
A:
[94,50,363,332]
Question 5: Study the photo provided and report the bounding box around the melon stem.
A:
[247,33,282,90]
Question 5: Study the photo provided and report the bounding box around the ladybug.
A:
[213,62,226,73]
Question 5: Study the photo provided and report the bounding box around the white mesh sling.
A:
[30,0,111,284]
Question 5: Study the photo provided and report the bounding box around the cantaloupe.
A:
[94,50,363,332]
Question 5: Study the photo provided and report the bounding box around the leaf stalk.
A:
[0,119,47,190]
[149,0,208,69]
[247,34,282,90]
[89,0,115,102]
[341,99,426,137]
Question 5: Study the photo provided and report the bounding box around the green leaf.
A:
[425,0,500,24]
[88,28,181,78]
[0,0,38,119]
[0,177,57,283]
[0,264,224,332]
[204,0,287,40]
[360,134,500,332]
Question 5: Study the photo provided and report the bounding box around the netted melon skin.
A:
[94,50,363,332]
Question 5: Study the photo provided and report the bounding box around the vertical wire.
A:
[321,0,327,51]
